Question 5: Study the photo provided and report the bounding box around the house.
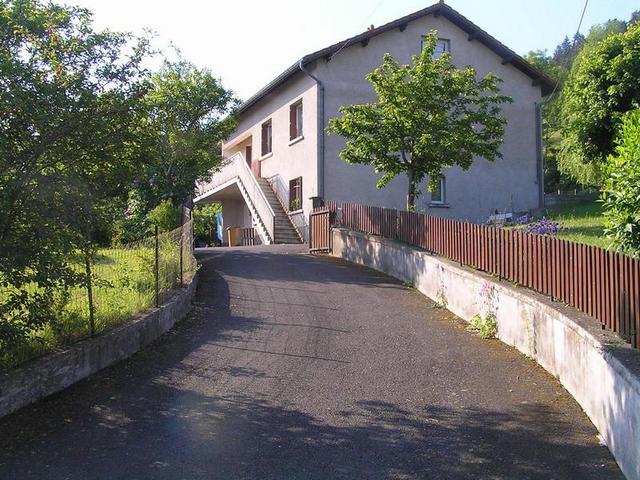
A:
[195,1,554,245]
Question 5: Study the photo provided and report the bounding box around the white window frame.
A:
[295,102,303,138]
[421,37,450,59]
[430,176,446,205]
[261,119,272,157]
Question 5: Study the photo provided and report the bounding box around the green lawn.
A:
[542,202,611,249]
[1,241,190,369]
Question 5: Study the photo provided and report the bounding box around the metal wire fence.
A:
[1,221,196,369]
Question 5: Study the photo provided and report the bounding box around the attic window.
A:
[422,37,450,58]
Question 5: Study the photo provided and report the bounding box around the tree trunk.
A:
[407,168,417,212]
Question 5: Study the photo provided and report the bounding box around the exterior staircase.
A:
[257,178,303,244]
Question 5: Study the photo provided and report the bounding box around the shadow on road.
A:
[0,246,622,479]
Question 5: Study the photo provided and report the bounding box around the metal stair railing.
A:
[196,152,276,244]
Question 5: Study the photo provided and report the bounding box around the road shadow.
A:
[0,379,620,479]
[0,244,623,479]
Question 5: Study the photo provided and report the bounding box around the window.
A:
[430,176,446,205]
[289,177,302,211]
[422,37,450,59]
[261,119,272,156]
[289,100,303,140]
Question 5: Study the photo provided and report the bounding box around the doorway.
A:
[245,145,260,178]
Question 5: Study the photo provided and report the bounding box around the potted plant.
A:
[290,197,301,211]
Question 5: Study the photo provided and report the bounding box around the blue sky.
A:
[71,0,638,100]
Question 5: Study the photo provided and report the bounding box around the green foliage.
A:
[146,200,180,233]
[135,59,239,207]
[529,11,639,191]
[193,203,221,244]
[558,23,640,186]
[0,0,150,353]
[524,49,580,193]
[327,31,512,210]
[526,49,566,84]
[467,313,497,339]
[0,239,189,369]
[552,33,585,70]
[112,190,150,244]
[602,110,640,252]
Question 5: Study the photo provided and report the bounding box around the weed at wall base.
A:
[467,313,498,339]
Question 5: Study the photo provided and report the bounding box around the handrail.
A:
[195,153,276,242]
[264,174,307,242]
[234,152,276,219]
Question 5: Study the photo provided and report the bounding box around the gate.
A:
[309,208,331,253]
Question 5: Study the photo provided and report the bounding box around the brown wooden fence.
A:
[322,201,639,349]
[240,227,256,246]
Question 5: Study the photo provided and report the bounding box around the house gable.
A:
[236,1,555,116]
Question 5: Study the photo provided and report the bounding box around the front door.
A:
[245,145,261,178]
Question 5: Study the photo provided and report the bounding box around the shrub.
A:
[602,110,640,253]
[146,200,180,233]
[193,203,221,245]
[558,23,640,186]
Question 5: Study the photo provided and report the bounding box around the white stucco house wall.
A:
[195,1,554,245]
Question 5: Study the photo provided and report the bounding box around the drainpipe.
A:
[535,99,551,211]
[299,59,325,200]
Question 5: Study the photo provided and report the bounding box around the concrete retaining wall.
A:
[0,275,198,419]
[332,228,640,480]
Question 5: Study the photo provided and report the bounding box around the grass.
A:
[1,241,191,370]
[542,201,611,249]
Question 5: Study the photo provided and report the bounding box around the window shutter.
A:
[289,105,297,140]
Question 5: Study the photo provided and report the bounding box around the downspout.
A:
[299,59,325,200]
[535,98,552,211]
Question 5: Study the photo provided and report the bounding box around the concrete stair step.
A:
[253,176,303,242]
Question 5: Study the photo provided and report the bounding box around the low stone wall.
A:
[332,228,640,480]
[0,274,198,419]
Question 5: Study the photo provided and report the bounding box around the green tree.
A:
[524,49,580,193]
[553,33,585,70]
[193,203,221,245]
[136,60,238,209]
[0,0,150,352]
[327,31,511,210]
[602,110,640,252]
[146,200,180,233]
[558,23,640,186]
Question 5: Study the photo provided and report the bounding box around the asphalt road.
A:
[0,245,622,479]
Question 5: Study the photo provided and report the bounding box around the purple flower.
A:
[524,217,559,236]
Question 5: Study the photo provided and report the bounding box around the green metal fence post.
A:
[84,252,95,337]
[179,227,184,287]
[155,225,159,307]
